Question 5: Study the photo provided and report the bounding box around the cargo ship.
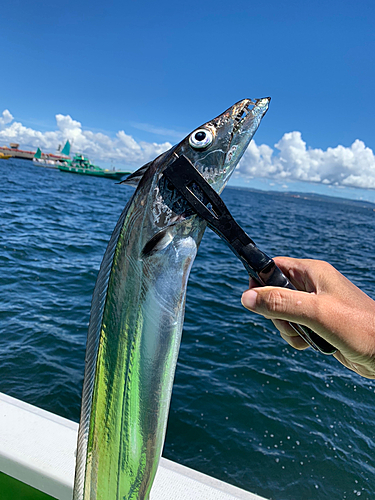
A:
[0,141,71,163]
[0,143,36,160]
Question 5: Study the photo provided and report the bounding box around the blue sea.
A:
[1,158,375,499]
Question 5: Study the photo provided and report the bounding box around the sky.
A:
[1,0,375,201]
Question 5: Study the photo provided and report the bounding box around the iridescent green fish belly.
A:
[73,98,270,500]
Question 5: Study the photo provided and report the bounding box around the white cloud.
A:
[1,108,375,189]
[0,110,172,167]
[236,131,375,189]
[0,110,14,128]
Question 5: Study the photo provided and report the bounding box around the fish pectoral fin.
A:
[142,228,176,258]
[119,161,152,187]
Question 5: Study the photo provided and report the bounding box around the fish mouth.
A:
[206,97,270,191]
[224,96,270,167]
[232,97,271,135]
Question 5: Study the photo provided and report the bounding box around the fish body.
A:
[73,98,270,500]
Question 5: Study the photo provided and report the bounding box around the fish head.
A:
[151,98,270,229]
[121,98,270,254]
[174,97,270,192]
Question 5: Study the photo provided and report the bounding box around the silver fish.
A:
[73,97,270,500]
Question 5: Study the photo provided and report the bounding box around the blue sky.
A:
[1,0,375,201]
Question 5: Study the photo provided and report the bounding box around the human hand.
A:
[241,257,375,379]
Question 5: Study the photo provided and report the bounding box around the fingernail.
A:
[241,290,258,310]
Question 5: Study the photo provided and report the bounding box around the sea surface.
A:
[1,158,375,500]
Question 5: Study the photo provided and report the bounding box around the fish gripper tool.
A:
[163,154,336,355]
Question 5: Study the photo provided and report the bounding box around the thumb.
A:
[241,286,318,325]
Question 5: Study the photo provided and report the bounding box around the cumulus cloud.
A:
[0,110,14,128]
[1,108,375,189]
[0,110,172,167]
[236,131,375,189]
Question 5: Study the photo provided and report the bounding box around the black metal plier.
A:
[163,155,336,355]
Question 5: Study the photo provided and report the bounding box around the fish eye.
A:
[189,128,213,149]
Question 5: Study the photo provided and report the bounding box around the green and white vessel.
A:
[33,142,131,180]
[57,153,131,180]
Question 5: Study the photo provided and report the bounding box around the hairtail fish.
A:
[73,97,270,500]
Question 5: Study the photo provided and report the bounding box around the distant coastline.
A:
[227,184,375,209]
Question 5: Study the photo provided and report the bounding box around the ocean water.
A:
[1,158,375,500]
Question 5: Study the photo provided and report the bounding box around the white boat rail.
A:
[0,392,268,500]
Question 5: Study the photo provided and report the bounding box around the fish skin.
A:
[73,98,270,500]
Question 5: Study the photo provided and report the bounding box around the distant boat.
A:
[57,153,132,180]
[0,153,11,160]
[33,141,71,168]
[0,143,36,160]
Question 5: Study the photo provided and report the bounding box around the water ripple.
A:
[1,160,375,499]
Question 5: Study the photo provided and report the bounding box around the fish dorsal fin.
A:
[73,200,130,497]
[120,161,153,187]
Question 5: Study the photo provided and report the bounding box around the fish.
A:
[73,97,270,500]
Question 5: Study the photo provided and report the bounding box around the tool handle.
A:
[163,156,336,355]
[239,244,337,355]
[269,269,336,355]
